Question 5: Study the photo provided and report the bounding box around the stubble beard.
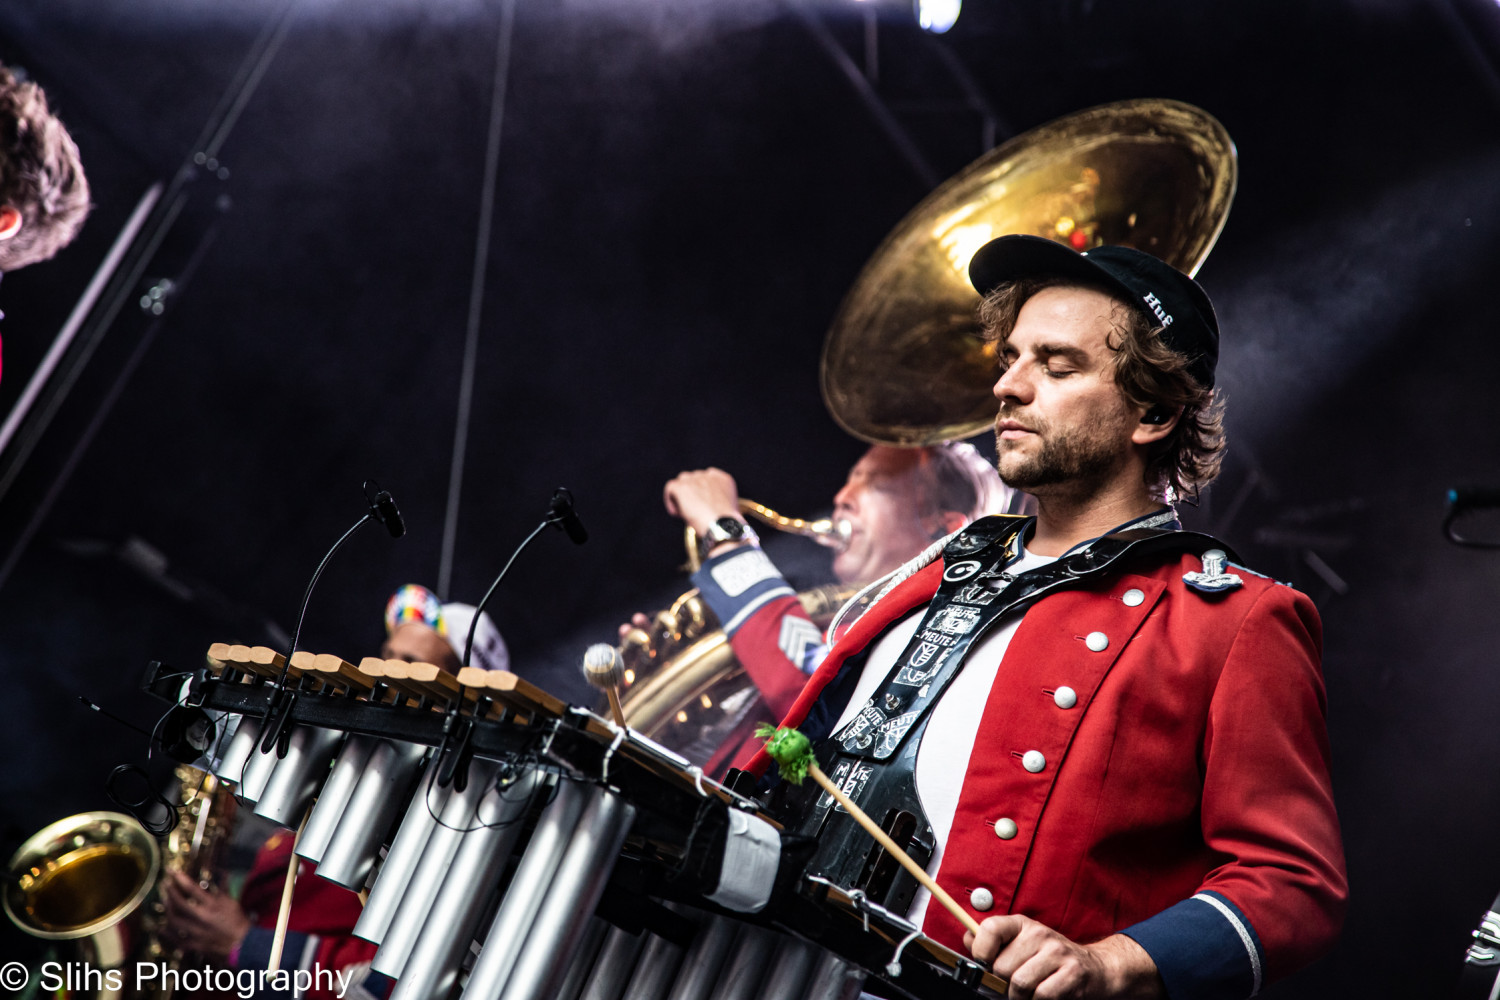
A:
[994,416,1125,501]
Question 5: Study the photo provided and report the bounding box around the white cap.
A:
[439,601,510,673]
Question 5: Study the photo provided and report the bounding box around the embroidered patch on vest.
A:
[778,616,823,665]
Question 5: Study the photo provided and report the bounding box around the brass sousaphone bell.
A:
[621,99,1236,753]
[822,97,1236,446]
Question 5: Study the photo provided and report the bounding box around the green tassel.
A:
[755,724,817,785]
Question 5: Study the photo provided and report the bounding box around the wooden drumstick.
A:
[267,807,310,971]
[758,725,981,937]
[582,643,628,727]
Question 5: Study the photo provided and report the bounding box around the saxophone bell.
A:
[3,811,160,969]
[4,766,235,995]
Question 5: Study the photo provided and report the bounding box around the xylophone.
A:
[144,645,1007,1000]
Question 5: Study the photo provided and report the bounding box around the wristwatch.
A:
[699,516,758,558]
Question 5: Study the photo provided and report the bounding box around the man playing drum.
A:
[743,236,1346,999]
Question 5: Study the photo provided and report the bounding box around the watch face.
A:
[714,517,745,540]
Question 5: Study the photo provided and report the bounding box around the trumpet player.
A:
[636,442,1028,774]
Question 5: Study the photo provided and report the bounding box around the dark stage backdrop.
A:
[0,0,1497,994]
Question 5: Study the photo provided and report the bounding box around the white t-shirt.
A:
[830,548,1057,927]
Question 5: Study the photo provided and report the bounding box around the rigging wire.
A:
[439,0,520,597]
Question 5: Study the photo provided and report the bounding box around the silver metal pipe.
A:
[214,714,259,783]
[802,950,864,1000]
[556,918,609,1000]
[578,926,647,1000]
[202,710,240,774]
[708,926,776,1000]
[352,752,450,945]
[494,788,636,1000]
[297,734,376,864]
[759,937,816,998]
[236,739,281,805]
[465,778,589,997]
[370,758,501,979]
[621,930,686,1000]
[389,768,542,1000]
[665,916,738,1000]
[316,740,426,890]
[253,726,342,827]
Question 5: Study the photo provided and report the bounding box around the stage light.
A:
[915,0,960,33]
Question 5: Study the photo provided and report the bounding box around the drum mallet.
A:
[583,643,629,728]
[757,724,981,936]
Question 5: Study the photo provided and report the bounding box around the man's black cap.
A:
[968,234,1219,389]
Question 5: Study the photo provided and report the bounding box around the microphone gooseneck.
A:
[259,481,406,753]
[438,487,594,789]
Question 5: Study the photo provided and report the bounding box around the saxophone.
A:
[3,764,235,998]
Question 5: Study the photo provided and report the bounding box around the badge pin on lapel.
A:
[1183,548,1243,594]
[945,532,990,556]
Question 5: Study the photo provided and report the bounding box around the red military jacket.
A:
[235,832,388,999]
[744,544,1347,1000]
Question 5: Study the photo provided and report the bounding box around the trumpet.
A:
[681,500,851,572]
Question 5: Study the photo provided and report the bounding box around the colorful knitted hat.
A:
[384,583,510,673]
[385,584,444,635]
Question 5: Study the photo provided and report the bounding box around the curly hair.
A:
[978,276,1226,500]
[0,65,89,270]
